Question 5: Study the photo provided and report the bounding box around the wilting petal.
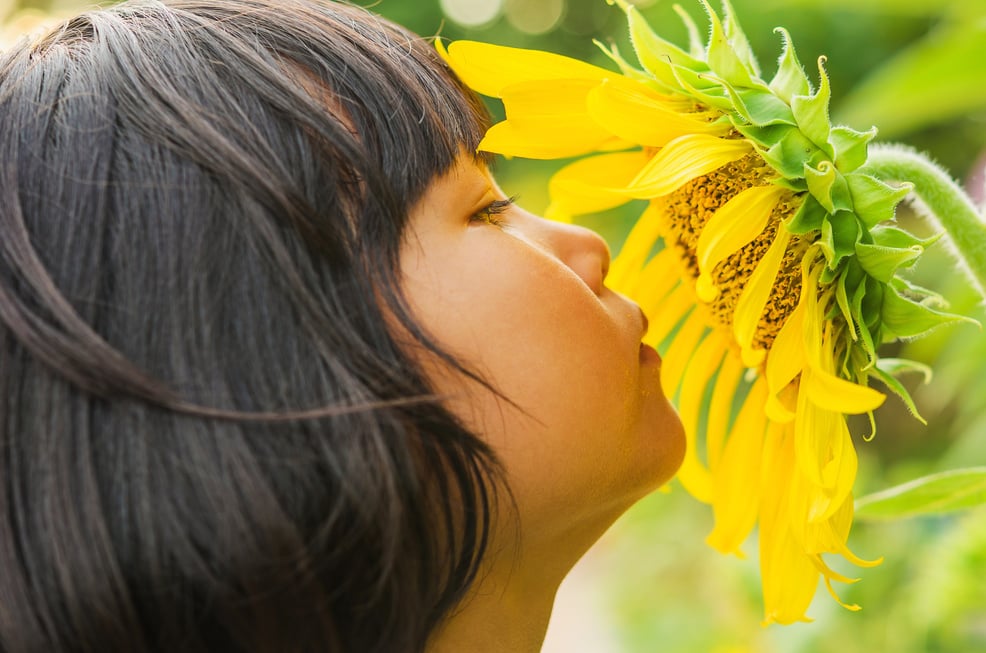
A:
[803,366,885,414]
[793,382,858,523]
[441,40,612,98]
[624,134,752,199]
[765,302,806,422]
[587,77,730,147]
[548,151,647,219]
[759,429,817,625]
[707,380,769,555]
[695,185,787,302]
[733,227,793,367]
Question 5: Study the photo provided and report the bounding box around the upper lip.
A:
[637,305,649,339]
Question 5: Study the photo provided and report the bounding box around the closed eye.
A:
[471,196,517,227]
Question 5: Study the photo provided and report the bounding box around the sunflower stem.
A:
[863,143,986,299]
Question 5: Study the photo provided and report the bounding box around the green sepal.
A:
[880,284,977,342]
[623,2,707,91]
[818,210,860,269]
[835,270,857,341]
[701,0,760,90]
[852,275,879,361]
[860,242,924,282]
[735,123,790,148]
[846,173,912,228]
[734,88,797,126]
[720,0,761,78]
[835,259,868,342]
[831,125,878,174]
[870,224,942,250]
[761,127,816,179]
[786,194,826,234]
[593,40,653,82]
[805,160,852,213]
[672,4,706,60]
[890,276,948,309]
[769,27,811,104]
[855,241,923,283]
[670,65,734,110]
[870,361,928,424]
[790,57,834,158]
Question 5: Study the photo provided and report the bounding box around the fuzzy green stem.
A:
[862,144,986,299]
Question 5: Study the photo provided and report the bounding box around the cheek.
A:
[413,240,642,450]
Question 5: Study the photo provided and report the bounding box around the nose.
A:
[527,215,611,295]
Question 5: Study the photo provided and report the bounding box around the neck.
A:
[426,555,564,653]
[426,508,618,653]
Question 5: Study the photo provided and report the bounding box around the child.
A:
[0,1,683,650]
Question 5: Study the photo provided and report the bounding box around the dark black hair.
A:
[0,1,499,651]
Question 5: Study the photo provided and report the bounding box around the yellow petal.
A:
[733,226,792,366]
[707,380,769,556]
[793,382,857,517]
[765,300,806,398]
[695,185,786,301]
[442,41,612,98]
[609,203,671,293]
[586,77,730,147]
[676,332,726,505]
[706,353,745,470]
[641,282,692,348]
[500,78,597,117]
[759,429,817,625]
[478,118,612,159]
[660,309,708,397]
[624,134,752,199]
[548,150,647,219]
[803,366,885,414]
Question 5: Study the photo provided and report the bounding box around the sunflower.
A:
[441,0,979,625]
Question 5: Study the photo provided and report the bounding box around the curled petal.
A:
[695,184,787,301]
[624,134,752,198]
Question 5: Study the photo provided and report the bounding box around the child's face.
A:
[400,153,684,554]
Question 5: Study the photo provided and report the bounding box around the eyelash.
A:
[472,196,517,227]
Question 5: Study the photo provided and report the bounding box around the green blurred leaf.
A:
[762,0,981,17]
[836,21,986,137]
[855,467,986,520]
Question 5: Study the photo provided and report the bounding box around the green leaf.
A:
[855,467,986,521]
[836,21,986,138]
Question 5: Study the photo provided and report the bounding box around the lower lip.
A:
[640,342,662,365]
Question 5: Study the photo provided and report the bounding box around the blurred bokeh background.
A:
[3,0,984,651]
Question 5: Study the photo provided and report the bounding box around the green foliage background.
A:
[3,0,984,651]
